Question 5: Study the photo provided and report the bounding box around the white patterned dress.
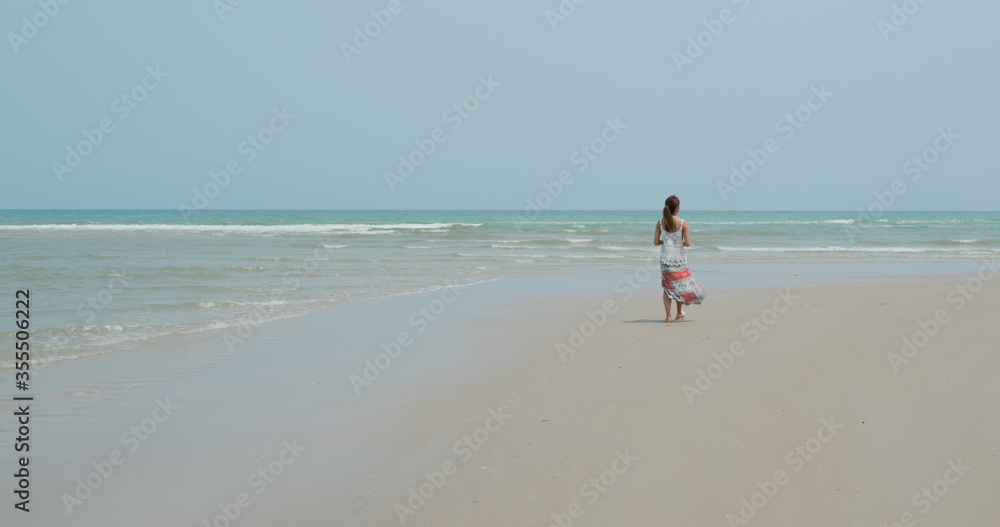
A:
[659,218,705,305]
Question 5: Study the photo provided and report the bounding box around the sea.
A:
[2,210,998,370]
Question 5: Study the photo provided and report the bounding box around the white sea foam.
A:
[700,221,821,225]
[695,219,860,225]
[897,220,970,224]
[597,246,633,252]
[372,278,501,301]
[716,246,999,253]
[196,300,289,309]
[0,223,483,234]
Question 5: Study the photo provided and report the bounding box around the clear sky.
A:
[1,1,997,211]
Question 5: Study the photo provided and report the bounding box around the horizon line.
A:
[1,208,998,213]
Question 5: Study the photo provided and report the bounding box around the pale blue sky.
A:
[1,0,997,210]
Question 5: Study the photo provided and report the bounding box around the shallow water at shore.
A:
[2,209,997,370]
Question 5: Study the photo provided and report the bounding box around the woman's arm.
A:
[654,221,662,246]
[682,220,691,247]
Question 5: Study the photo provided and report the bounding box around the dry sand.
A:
[329,274,1000,526]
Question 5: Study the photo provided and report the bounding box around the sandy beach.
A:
[337,273,1000,526]
[9,264,998,527]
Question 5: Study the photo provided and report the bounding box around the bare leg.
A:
[675,300,685,320]
[662,291,671,323]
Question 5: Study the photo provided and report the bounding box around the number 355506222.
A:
[15,290,30,380]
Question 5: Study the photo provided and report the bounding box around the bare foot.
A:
[676,311,685,320]
[664,316,672,323]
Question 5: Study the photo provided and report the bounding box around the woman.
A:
[654,195,705,322]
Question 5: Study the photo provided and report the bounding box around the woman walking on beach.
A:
[654,195,705,322]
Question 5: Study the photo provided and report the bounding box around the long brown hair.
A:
[663,195,680,232]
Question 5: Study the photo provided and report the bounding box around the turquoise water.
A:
[1,210,998,368]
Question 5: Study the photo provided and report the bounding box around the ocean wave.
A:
[0,305,311,370]
[715,246,1000,253]
[0,223,483,234]
[596,246,635,252]
[195,299,288,309]
[565,238,594,243]
[695,219,867,226]
[507,221,627,225]
[897,220,975,224]
[367,278,501,301]
[0,273,506,371]
[699,221,823,225]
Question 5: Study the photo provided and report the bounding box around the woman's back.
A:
[659,217,687,269]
